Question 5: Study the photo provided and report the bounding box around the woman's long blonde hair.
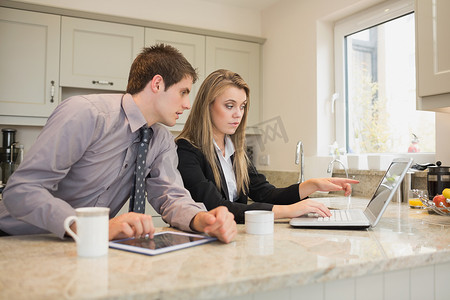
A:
[176,69,250,195]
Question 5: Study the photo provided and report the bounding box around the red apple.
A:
[433,194,450,212]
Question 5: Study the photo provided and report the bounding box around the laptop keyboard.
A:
[318,210,352,222]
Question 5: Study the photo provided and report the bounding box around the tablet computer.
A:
[109,231,217,256]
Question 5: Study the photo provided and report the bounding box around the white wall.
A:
[259,0,387,176]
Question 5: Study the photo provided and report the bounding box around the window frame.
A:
[333,0,414,153]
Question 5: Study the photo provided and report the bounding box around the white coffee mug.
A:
[64,207,110,257]
[245,210,274,235]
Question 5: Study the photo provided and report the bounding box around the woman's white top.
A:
[213,136,238,202]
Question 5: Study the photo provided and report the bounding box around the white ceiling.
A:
[200,0,281,10]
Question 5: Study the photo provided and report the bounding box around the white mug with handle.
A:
[64,207,110,257]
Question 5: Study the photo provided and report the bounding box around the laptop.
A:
[289,157,413,229]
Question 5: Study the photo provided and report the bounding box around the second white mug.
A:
[245,210,274,235]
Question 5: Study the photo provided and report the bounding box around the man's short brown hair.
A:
[126,44,198,95]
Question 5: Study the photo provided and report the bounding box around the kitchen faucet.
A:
[295,141,304,183]
[328,158,352,208]
[327,158,349,179]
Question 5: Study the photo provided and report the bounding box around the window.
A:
[334,0,435,154]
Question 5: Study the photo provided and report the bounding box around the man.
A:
[0,44,236,243]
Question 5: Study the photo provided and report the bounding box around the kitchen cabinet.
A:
[145,28,205,127]
[206,37,261,126]
[0,7,60,125]
[415,0,450,112]
[60,17,144,91]
[0,3,264,127]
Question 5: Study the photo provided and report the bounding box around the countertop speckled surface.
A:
[1,197,449,299]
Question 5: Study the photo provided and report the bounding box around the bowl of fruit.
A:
[411,188,450,216]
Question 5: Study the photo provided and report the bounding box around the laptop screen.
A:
[364,158,412,225]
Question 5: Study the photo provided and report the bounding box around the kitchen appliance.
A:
[0,128,19,184]
[427,161,450,199]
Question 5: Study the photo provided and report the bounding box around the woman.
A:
[176,69,358,223]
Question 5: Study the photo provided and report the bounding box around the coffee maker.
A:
[0,128,20,184]
[427,161,450,199]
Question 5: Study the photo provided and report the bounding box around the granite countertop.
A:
[1,197,449,299]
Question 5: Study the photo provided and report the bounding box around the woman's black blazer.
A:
[176,139,301,223]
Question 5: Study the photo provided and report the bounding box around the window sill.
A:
[341,153,435,170]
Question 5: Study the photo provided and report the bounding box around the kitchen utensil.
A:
[411,162,435,171]
[0,128,19,183]
[427,161,450,200]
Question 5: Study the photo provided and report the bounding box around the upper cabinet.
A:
[0,7,60,124]
[145,28,205,127]
[415,0,450,112]
[60,17,144,91]
[206,37,261,126]
[0,3,264,127]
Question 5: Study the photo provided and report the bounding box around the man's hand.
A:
[108,212,155,241]
[190,206,236,243]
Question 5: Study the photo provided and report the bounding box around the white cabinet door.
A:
[60,17,144,91]
[415,0,450,109]
[206,37,261,126]
[145,28,205,127]
[0,7,60,120]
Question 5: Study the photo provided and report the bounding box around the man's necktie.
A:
[129,125,153,213]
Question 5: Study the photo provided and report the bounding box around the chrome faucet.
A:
[295,141,304,183]
[327,158,349,179]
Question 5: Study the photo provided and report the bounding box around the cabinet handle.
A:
[50,80,55,103]
[92,80,114,86]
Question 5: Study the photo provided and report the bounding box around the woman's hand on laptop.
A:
[273,199,332,219]
[299,178,360,198]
